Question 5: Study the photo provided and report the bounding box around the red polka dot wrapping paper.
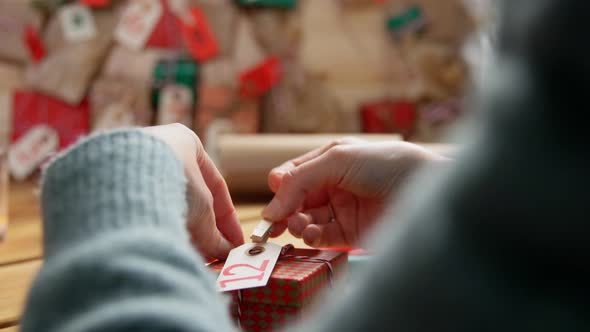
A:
[210,248,348,331]
[12,91,90,150]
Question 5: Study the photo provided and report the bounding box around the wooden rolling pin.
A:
[208,132,455,194]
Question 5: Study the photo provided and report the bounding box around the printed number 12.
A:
[218,259,270,289]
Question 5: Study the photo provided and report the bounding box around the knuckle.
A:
[281,170,297,187]
[326,145,350,161]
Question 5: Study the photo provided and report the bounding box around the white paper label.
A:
[157,84,193,126]
[60,4,97,42]
[8,125,59,180]
[216,242,282,292]
[115,0,163,50]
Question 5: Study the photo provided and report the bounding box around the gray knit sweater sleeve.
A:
[21,130,238,332]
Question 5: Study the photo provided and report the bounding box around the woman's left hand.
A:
[144,124,244,259]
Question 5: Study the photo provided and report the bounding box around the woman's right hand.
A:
[262,138,448,248]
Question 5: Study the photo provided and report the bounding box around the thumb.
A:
[188,205,235,259]
[262,147,350,222]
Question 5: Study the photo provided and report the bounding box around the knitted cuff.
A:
[41,130,188,259]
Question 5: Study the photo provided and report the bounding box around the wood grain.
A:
[0,180,306,328]
[0,181,42,266]
[0,260,41,327]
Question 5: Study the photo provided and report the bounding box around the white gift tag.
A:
[59,4,97,42]
[216,242,282,292]
[8,125,59,180]
[157,84,193,126]
[115,0,163,50]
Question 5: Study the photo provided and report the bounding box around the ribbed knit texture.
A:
[41,130,188,259]
[22,130,237,332]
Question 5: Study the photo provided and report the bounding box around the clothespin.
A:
[250,220,273,243]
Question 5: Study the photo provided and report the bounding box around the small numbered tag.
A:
[180,7,219,62]
[157,84,193,126]
[59,4,97,42]
[216,242,282,292]
[8,125,59,181]
[115,0,163,50]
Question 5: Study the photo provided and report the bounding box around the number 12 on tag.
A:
[216,242,282,292]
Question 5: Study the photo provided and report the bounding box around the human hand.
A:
[262,138,448,248]
[143,124,244,259]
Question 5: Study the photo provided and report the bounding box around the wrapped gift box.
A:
[12,91,90,150]
[210,247,347,332]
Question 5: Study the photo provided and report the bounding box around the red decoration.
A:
[12,91,90,150]
[23,25,45,63]
[181,7,219,62]
[145,0,184,49]
[210,248,347,332]
[80,0,110,7]
[239,57,282,99]
[361,100,417,139]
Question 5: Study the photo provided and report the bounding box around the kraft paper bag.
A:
[24,7,119,105]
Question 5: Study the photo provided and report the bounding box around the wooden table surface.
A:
[0,181,305,331]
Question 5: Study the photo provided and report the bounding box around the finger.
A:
[269,220,287,238]
[286,212,313,238]
[262,147,350,222]
[187,203,235,259]
[302,190,330,210]
[268,137,365,192]
[288,206,332,238]
[302,223,349,248]
[184,168,235,259]
[197,149,244,247]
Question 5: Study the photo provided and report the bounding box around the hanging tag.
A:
[8,125,59,181]
[23,25,45,63]
[157,84,193,126]
[115,0,163,50]
[80,0,111,7]
[216,242,282,292]
[239,57,282,98]
[59,3,97,42]
[180,7,219,62]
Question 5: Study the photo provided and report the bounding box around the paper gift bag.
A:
[24,6,120,105]
[152,58,199,127]
[0,2,43,63]
[90,77,152,130]
[12,91,90,150]
[102,46,179,85]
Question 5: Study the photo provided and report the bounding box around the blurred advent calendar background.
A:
[0,0,487,186]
